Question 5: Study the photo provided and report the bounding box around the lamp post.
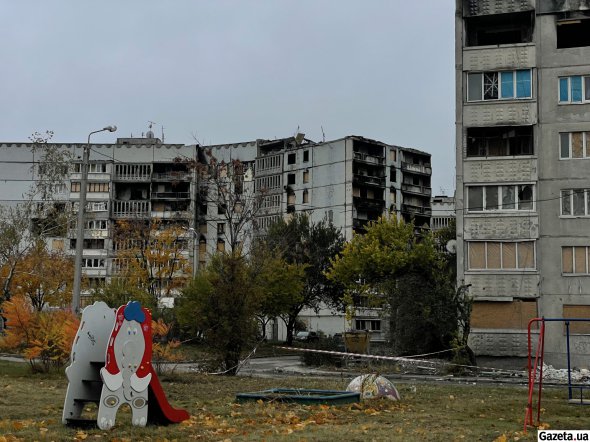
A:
[72,125,117,313]
[187,227,199,278]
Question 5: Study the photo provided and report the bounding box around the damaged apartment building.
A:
[456,0,590,365]
[195,135,432,341]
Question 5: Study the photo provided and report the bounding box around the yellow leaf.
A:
[538,422,551,430]
[493,435,507,442]
[12,421,24,431]
[76,430,89,440]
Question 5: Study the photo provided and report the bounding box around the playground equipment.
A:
[62,301,189,429]
[524,317,590,433]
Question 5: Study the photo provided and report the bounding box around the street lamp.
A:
[72,125,117,313]
[187,227,199,278]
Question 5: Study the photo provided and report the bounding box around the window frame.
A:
[560,188,590,217]
[466,183,535,213]
[562,246,590,276]
[558,75,590,104]
[467,69,532,102]
[467,240,536,271]
[559,131,590,159]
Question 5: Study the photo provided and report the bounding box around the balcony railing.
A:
[353,196,385,211]
[152,171,192,181]
[401,183,432,196]
[112,200,151,218]
[353,175,386,187]
[353,152,385,165]
[401,162,432,175]
[401,204,432,215]
[151,191,191,199]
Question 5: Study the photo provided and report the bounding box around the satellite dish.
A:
[446,239,457,254]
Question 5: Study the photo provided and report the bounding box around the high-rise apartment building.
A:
[456,0,590,365]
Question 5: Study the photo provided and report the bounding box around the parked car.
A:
[294,331,319,342]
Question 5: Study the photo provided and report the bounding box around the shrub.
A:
[301,336,345,367]
[0,295,78,372]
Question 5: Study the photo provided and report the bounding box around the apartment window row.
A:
[467,184,534,212]
[559,76,590,104]
[82,258,105,268]
[256,214,281,230]
[560,132,590,159]
[561,189,590,217]
[468,241,535,270]
[86,277,106,289]
[467,70,531,102]
[257,155,281,172]
[115,164,151,177]
[73,163,107,173]
[71,182,109,193]
[260,194,281,209]
[562,246,590,275]
[70,238,105,250]
[255,175,281,191]
[355,319,381,332]
[86,220,108,230]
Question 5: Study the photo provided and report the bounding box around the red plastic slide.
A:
[147,367,190,425]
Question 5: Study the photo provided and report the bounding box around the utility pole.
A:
[72,126,117,313]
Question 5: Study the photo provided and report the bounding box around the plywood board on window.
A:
[502,243,517,269]
[575,247,587,273]
[562,305,590,334]
[471,300,537,329]
[487,242,501,269]
[518,241,534,268]
[469,242,485,269]
[572,132,583,158]
[562,247,573,273]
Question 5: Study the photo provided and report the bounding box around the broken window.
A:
[467,126,534,157]
[302,189,309,204]
[561,132,590,159]
[468,70,531,102]
[287,153,296,165]
[561,189,590,216]
[468,184,533,212]
[557,19,590,49]
[217,223,225,235]
[303,150,309,162]
[465,11,534,47]
[502,186,515,210]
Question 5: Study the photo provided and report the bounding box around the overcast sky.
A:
[1,1,456,195]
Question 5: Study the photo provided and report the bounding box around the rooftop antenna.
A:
[161,125,165,143]
[146,121,156,139]
[321,125,326,142]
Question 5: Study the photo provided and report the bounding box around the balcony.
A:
[151,191,191,200]
[401,204,432,216]
[353,175,386,187]
[353,197,385,211]
[152,171,192,181]
[401,162,432,175]
[151,210,192,220]
[112,200,151,219]
[113,164,151,182]
[353,152,384,165]
[401,183,432,196]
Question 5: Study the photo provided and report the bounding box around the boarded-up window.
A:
[217,240,225,252]
[199,240,207,260]
[52,239,64,251]
[518,241,535,268]
[487,242,501,269]
[563,247,574,273]
[302,189,309,204]
[199,224,208,234]
[575,247,587,273]
[471,300,537,329]
[562,246,590,274]
[563,305,590,334]
[468,241,535,270]
[572,132,584,158]
[469,242,486,269]
[303,170,309,183]
[502,243,517,268]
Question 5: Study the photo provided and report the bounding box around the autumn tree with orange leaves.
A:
[9,241,74,311]
[103,219,191,309]
[0,295,78,372]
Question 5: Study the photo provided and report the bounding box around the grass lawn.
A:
[0,360,586,441]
